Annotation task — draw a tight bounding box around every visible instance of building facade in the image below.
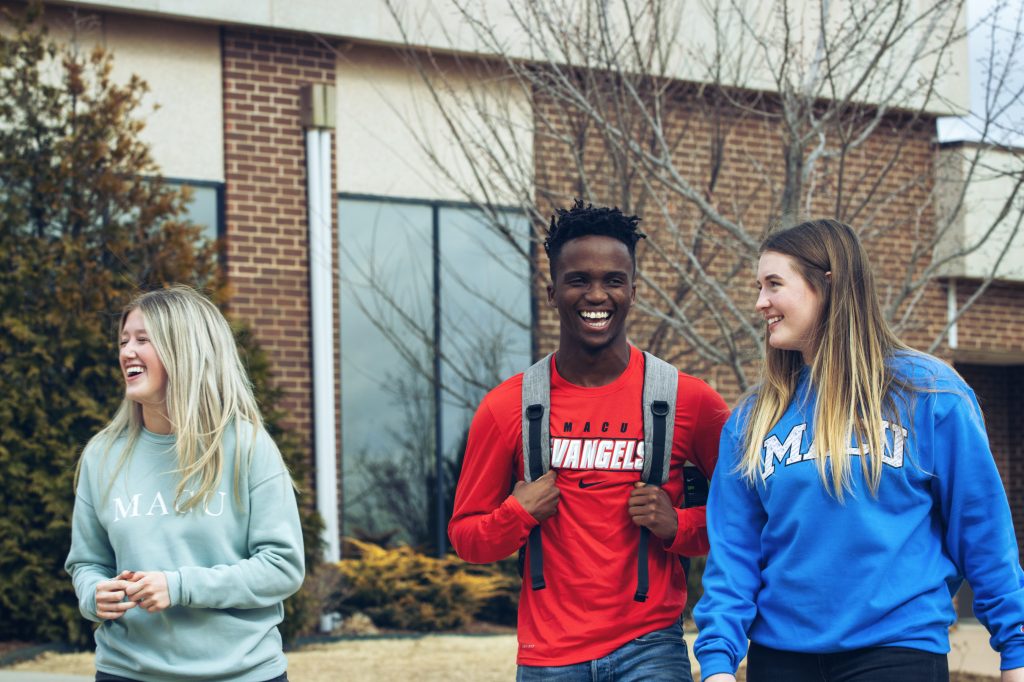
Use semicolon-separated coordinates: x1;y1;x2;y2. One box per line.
29;1;1024;574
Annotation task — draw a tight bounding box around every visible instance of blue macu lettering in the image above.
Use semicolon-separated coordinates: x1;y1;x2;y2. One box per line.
761;420;908;481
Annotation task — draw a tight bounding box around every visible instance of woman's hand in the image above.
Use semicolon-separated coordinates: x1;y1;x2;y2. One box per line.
123;571;171;613
95;570;137;620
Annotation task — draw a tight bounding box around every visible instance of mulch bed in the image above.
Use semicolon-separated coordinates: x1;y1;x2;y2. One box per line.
0;642;30;657
0;641;76;668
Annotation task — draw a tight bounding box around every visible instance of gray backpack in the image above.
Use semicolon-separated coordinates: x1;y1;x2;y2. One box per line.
520;351;679;602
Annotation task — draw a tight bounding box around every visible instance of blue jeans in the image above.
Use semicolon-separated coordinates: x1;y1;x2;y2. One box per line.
747;642;949;682
516;618;693;682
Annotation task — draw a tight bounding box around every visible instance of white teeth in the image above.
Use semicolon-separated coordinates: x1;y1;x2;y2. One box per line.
580;311;610;319
767;316;782;325
126;366;144;376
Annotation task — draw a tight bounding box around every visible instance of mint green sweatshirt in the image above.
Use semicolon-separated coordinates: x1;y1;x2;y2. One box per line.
66;423;305;682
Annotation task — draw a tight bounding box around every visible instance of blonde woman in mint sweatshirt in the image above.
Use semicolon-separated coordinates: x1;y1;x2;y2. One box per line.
66;286;305;682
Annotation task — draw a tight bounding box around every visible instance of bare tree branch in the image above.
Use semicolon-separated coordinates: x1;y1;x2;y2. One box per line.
348;0;1024;392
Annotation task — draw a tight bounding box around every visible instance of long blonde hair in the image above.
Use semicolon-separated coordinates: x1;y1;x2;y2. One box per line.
740;219;912;498
90;285;264;511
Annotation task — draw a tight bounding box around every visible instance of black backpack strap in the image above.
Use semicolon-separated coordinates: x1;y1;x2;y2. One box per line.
520;353;553;591
635;352;679;602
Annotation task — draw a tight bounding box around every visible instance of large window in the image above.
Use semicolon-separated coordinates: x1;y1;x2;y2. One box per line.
339;195;532;551
165;178;223;243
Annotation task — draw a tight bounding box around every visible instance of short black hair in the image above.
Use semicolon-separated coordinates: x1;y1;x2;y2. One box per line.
544;199;646;277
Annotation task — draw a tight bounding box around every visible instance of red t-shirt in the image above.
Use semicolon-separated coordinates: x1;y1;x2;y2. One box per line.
448;346;729;666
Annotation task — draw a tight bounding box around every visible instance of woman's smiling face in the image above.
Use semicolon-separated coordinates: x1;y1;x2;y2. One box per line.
756;250;824;364
120;308;168;417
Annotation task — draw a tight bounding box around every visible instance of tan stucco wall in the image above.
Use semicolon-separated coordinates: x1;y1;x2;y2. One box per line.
936;146;1024;281
39;7;224;181
56;0;970;117
336;45;533;202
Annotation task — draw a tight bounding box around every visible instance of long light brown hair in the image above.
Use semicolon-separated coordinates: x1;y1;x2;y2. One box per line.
740;219;913;498
89;285;264;511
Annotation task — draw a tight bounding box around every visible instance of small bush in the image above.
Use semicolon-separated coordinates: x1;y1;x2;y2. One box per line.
334;539;519;631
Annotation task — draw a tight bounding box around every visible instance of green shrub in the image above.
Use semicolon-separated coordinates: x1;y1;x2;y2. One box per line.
334;539;519;631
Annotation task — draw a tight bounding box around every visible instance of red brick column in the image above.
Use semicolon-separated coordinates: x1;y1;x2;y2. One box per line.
221;28;337;451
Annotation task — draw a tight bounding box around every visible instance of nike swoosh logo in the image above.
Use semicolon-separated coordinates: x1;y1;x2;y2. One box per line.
578;480;606;489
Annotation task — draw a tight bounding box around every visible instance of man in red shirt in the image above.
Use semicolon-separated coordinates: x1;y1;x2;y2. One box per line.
449;200;729;681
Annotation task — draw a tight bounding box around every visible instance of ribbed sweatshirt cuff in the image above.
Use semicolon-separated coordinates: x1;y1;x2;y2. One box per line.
1001;641;1024;671
696;651;737;678
505;494;540;528
164;570;183;607
83;587;100;623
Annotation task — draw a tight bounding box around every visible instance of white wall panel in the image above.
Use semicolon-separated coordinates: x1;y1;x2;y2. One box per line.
336;46;533;203
59;0;970;116
104;15;223;182
935;146;1024;282
40;8;224;182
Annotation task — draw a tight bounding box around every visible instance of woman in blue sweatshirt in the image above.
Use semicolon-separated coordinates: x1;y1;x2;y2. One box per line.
66;286;305;682
694;219;1024;682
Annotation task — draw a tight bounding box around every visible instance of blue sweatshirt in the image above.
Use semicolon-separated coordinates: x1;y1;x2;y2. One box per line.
694;352;1024;676
65;422;305;682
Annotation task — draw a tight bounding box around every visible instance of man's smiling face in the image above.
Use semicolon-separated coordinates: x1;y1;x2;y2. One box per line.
547;234;636;354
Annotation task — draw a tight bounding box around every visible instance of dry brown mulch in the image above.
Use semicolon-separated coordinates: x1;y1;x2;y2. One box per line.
0;641;31;657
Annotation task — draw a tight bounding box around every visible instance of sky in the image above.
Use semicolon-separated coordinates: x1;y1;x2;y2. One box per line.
937;0;1024;146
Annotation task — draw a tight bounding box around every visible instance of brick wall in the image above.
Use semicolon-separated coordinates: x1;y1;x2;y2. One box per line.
958;363;1024;563
953;281;1024;356
220;29;340;505
532;89;957;402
